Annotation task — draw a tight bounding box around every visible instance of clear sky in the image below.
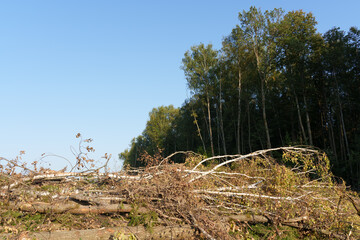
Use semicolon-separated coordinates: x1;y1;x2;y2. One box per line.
1;0;359;171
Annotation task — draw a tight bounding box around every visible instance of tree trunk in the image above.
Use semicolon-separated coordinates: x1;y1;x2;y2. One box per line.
207;93;215;156
328;107;338;161
2;225;195;240
192;111;207;154
219;77;227;155
237;68;242;154
334;74;352;179
254;48;271;149
323;92;338;162
216;105;221;155
261;77;271;149
294;90;307;144
338;121;346;162
335;78;350;158
247;103;252;152
303;95;313;145
241;118;245;153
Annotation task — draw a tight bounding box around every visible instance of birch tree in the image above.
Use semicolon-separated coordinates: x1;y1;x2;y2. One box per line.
182;43;218;156
238;7;283;149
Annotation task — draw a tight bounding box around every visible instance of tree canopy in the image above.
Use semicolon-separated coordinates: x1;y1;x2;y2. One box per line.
120;7;360;188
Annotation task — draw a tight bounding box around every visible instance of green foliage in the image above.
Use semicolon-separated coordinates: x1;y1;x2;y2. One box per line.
181;43;218;96
0;210;45;232
53;212;76;229
233;223;327;239
120;105;179;167
144;105;179;150
40;184;60;193
282;151;331;182
120;6;360;189
111;231;136;240
128;206;158;232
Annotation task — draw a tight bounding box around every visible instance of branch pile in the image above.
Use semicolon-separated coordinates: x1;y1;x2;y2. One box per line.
1;147;360;239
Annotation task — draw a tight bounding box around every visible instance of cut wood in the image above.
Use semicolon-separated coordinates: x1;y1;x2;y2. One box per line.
17;202;146;215
0;225;195;240
69;194;126;206
1;147;358;239
228;214;268;223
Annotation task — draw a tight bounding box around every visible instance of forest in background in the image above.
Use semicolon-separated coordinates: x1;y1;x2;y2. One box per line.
120;7;360;189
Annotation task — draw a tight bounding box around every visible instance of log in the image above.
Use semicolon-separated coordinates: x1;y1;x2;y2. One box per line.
69;194;126;206
17;202;147;215
228;214;269;223
0;225;195;240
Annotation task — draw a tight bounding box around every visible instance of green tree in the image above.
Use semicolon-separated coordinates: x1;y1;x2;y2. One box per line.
222;26;249;153
119;135;149;167
144;105;180;153
182;43;219;156
119;7;360;190
321;28;355;180
238;6;283;149
119;105;179;167
275;10;318;145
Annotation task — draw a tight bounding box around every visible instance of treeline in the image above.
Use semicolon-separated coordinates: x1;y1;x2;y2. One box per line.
120;7;360;187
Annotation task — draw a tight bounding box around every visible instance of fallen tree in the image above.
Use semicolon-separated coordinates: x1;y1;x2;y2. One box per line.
1;145;360;239
0;225;195;240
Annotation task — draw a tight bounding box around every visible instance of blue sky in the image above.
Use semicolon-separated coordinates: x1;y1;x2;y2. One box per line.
1;0;359;171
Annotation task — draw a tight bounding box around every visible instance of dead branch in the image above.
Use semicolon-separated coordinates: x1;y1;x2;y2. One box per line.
347;194;360;216
184;169;266;180
189;212;216;240
191;146;318;171
0;157;36;174
0;146;358;239
159;150;202;166
190;146;320;182
194;189;307;201
1;171;141;190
